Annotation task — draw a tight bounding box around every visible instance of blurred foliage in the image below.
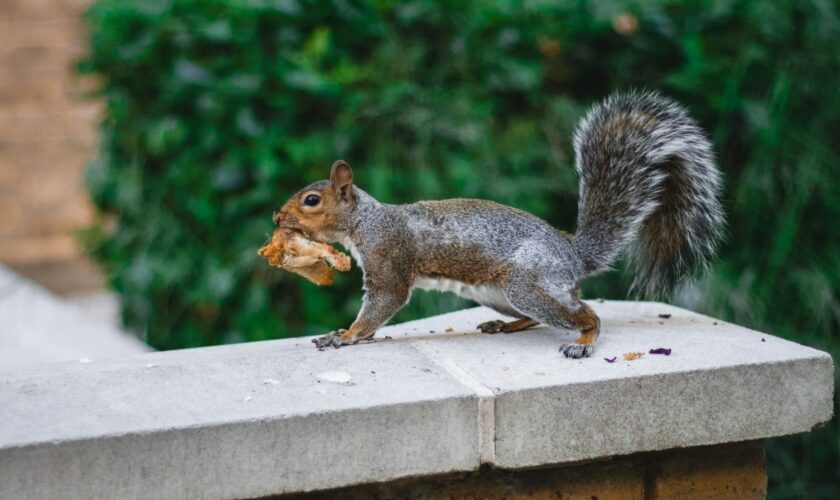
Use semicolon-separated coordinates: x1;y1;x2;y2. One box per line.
79;0;838;496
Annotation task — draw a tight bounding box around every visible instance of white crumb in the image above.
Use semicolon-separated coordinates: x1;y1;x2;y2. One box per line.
316;371;352;384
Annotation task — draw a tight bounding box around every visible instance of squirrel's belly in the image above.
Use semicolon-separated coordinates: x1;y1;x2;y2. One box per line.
413;277;511;310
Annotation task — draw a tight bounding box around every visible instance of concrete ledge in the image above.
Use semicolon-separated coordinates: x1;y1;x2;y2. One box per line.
1;339;479;498
0;301;833;499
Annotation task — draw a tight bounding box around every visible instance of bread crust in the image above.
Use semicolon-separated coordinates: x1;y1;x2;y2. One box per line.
258;228;351;286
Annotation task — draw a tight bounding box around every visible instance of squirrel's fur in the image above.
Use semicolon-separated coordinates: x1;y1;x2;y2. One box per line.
572;91;724;298
273;91;724;358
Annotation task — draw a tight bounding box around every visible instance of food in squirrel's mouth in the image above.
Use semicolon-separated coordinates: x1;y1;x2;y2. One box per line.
257;228;351;286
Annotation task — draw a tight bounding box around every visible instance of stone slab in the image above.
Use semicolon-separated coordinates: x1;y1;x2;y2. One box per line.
376;301;834;468
0;338;479;499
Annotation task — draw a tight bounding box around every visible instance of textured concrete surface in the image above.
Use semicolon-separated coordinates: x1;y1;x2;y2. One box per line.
0;301;833;499
0;266;148;368
387;302;834;468
0;337;480;499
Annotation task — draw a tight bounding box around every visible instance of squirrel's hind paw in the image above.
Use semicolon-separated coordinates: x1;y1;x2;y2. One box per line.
560;343;594;359
478;318;539;334
477;320;507;334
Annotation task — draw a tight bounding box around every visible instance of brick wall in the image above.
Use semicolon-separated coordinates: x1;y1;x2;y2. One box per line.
0;0;103;293
283;441;768;500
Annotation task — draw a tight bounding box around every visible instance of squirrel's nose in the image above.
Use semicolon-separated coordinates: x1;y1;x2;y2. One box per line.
273;212;299;229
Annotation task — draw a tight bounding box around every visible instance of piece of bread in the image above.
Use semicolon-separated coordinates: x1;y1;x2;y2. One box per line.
258;228;351;286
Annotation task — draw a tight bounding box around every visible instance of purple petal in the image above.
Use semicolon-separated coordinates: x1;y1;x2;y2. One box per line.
649;348;672;355
604;357;617;363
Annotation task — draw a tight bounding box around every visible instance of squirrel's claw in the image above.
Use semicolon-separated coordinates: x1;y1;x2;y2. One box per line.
560;343;594;359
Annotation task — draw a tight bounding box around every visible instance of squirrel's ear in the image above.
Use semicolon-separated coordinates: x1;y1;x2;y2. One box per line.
330;160;354;202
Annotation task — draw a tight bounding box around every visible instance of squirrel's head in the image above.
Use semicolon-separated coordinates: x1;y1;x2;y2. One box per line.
273;160;356;242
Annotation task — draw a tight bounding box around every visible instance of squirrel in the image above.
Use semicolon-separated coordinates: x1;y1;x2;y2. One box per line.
272;91;724;358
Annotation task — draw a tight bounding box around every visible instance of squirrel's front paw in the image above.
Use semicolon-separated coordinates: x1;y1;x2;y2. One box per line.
313;329;348;349
312;329;375;349
560;343;594;359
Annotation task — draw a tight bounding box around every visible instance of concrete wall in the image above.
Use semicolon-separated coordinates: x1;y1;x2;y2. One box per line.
0;303;832;499
0;0;102;294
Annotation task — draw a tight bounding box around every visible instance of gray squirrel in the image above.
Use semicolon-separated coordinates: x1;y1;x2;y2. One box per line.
272;91;725;358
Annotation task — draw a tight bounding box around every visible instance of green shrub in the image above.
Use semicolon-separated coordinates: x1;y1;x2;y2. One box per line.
80;0;838;496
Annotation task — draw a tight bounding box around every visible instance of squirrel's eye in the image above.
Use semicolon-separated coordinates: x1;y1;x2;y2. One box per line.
303;194;321;207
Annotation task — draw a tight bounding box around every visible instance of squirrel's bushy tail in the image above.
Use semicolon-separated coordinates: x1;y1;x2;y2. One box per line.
572;91;724;298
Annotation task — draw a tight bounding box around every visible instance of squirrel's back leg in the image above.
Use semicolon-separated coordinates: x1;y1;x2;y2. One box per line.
504;279;600;358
